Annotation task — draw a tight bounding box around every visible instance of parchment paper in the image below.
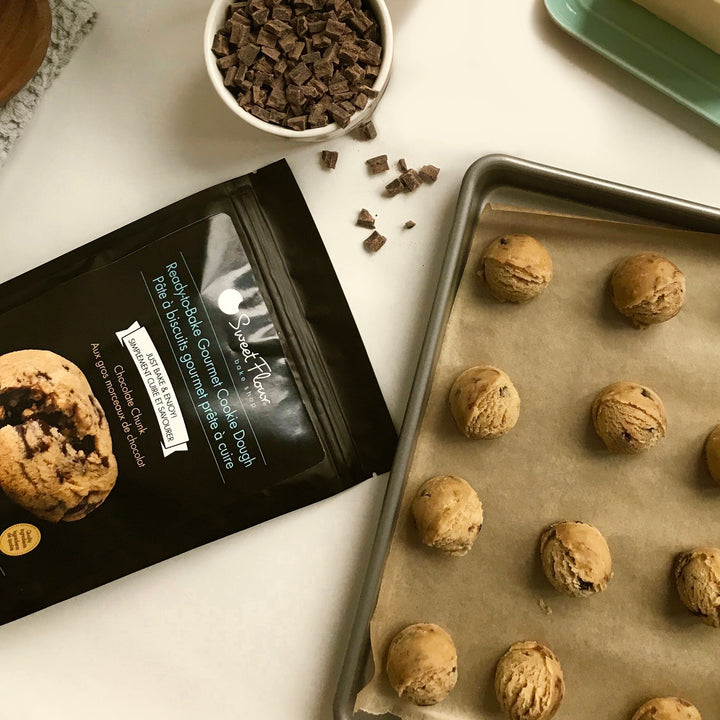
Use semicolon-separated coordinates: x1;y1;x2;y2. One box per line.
355;206;720;720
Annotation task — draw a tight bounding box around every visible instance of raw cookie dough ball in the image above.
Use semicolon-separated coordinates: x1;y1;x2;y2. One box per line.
631;697;702;720
412;476;483;556
479;234;553;303
611;252;685;326
449;366;520;439
0;350;118;522
591;382;666;454
495;641;564;720
674;548;720;628
540;521;612;597
704;425;720;484
386;623;458;706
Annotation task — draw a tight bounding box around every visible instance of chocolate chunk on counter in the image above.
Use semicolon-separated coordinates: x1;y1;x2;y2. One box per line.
366;154;389;174
321;149;338;169
384;178;405;197
356;120;377;140
363;231;386;253
418;164;440;183
212;0;384;131
397;158;407;172
356;208;375;228
404;220;416;229
400;169;423;192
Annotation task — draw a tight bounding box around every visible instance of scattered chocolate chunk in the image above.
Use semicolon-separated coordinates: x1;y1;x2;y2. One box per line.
418;164;440;183
403;220;415;229
321;149;338;169
397;158;407;172
356;120;376;140
356;208;375;228
363;230;386;253
366;154;389;174
400;169;422;192
212;0;384;131
385;178;405;197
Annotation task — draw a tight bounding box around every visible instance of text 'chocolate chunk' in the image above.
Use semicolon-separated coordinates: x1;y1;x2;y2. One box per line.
211;0;384;131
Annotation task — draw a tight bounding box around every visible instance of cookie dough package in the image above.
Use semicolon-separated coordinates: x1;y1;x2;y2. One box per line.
0;160;396;625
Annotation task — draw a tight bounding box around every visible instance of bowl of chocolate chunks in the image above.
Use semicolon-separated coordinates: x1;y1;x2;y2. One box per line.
205;0;393;140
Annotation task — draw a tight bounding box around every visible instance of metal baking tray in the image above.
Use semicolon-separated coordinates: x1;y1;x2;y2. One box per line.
333;153;720;720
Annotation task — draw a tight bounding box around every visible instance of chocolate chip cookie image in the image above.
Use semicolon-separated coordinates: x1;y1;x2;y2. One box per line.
0;350;117;522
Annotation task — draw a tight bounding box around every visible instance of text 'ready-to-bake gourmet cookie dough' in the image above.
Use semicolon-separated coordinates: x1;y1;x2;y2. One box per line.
385;623;458;706
0;350;118;522
631;696;703;720
704;424;720;484
494;641;564;720
449;365;520;439
479;234;553;303
540;521;612;597
412;475;483;556
674;548;720;628
591;382;666;453
610;252;685;327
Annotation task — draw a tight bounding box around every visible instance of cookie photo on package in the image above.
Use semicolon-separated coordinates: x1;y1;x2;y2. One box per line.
0;160;397;625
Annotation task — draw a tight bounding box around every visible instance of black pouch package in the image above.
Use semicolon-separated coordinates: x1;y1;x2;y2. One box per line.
0;160;397;625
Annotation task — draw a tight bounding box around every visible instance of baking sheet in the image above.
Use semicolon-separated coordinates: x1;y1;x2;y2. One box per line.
355;205;720;719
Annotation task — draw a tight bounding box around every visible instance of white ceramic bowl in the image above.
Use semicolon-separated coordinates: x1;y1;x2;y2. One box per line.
204;0;393;141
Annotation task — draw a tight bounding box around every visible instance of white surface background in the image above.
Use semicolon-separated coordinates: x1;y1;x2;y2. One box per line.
1;1;719;718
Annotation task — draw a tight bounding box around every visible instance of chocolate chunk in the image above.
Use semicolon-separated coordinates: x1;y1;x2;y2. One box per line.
358;84;378;97
237;43;260;65
344;64;365;85
274;57;288;75
286;84;306;106
251;7;269;25
308;107;329;127
356;120;376;140
307;19;326;33
230;21;251;45
353;92;368;109
640;388;652;398
278;32;299;53
296;15;310;36
266;19;292;36
254;70;273;87
400;169;422;192
288;41;305;60
348;10;373;33
267;86;288;109
359;39;381;65
385;178;405;197
287;61;312;85
249;105;272;121
252;85;267;104
404;220;415;229
301;50;322;63
363;230;386;253
325;18;347;39
314;58;334;79
329;102;352;127
255;56;275;74
418;164;440;183
213;32;231;56
321;149;338;169
578;578;595;592
366;154;389;174
224;65;239;87
217;53;239;69
261;45;282;61
273;5;293;21
328;77;350;95
238;90;253;107
397;158;407;172
339;99;355;113
356;208;375;228
338;41;361;64
287;115;308;130
257;27;278;47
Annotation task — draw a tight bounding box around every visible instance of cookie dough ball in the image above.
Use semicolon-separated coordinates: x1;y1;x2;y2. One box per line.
611;252;685;326
704;425;720;484
674;548;720;628
540;521;612;597
449;366;520;439
412;476;483;556
386;623;458;706
495;641;564;720
591;382;666;454
631;697;702;720
480;234;553;303
0;350;118;522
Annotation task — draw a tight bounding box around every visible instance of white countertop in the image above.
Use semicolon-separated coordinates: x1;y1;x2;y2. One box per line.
1;1;719;718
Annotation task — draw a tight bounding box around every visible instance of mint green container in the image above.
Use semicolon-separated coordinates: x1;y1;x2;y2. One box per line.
545;0;720;127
